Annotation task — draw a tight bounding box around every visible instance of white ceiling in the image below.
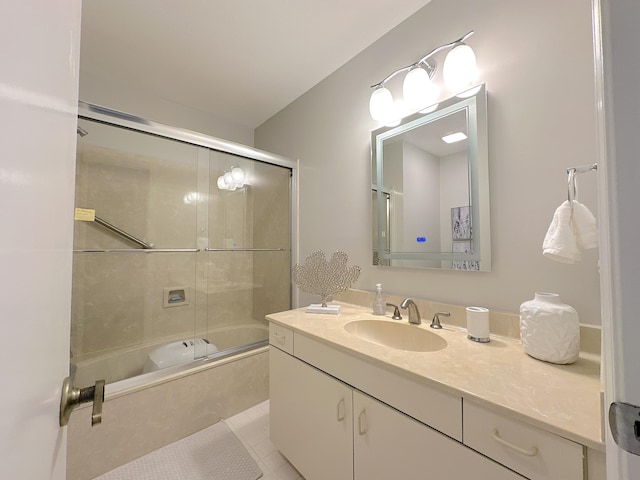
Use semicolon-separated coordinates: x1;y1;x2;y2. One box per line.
80;0;433;130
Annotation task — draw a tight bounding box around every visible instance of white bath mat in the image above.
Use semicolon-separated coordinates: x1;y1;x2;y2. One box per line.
95;421;262;480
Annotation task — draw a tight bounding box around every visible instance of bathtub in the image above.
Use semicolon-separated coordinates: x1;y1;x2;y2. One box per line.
72;323;269;388
66;323;270;480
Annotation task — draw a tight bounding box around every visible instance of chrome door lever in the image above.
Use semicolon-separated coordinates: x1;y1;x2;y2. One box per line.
59;377;105;427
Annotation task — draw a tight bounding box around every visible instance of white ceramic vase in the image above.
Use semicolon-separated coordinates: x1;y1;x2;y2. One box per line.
519;292;580;364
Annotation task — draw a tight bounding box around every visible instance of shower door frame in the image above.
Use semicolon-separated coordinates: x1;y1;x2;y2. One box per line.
75;101;299;369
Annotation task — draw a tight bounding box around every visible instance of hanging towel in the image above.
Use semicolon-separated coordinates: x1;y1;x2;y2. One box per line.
542;200;581;263
572;200;598;249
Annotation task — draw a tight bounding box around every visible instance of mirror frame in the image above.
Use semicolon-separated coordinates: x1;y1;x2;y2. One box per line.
371;83;490;270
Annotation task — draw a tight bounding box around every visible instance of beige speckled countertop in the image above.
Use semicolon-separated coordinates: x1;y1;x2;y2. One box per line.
267;302;603;451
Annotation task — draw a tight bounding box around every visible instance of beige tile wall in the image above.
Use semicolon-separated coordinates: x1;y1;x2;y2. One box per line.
72;141;200;363
251;160;292;323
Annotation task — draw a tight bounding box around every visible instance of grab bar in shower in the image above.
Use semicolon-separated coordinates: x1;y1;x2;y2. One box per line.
73;248;199;254
93;215;154;249
204;248;287;252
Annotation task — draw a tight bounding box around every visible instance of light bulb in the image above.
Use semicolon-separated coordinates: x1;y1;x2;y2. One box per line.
382;100;408;127
231;166;245;184
403;66;438;112
369;86;393;121
217;176;227;190
223;171;233;185
443;43;478;94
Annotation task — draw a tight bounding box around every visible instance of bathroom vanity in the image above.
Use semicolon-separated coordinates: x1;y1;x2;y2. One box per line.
267;303;603;480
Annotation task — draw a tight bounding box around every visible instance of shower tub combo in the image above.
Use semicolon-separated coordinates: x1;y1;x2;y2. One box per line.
67;103;296;480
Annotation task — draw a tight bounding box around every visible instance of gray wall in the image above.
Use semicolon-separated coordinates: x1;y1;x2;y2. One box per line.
255;0;602;324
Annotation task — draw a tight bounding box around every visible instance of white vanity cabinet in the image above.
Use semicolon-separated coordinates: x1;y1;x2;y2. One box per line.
352;391;523;480
270;328;524;480
270;346;353;480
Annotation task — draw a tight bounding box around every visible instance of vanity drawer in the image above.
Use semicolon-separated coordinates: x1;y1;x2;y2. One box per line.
269;323;294;354
463;401;584;480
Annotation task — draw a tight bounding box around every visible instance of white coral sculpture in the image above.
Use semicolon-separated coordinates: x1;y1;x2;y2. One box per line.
293;250;361;307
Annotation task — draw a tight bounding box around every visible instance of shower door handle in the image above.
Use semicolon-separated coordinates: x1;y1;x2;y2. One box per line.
59;377;105;427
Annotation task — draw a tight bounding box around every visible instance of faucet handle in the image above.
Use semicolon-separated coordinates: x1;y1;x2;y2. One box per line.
431;311;450;329
386;303;402;320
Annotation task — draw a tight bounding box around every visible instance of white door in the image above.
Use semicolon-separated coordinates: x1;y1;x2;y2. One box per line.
0;1;82;479
596;0;640;478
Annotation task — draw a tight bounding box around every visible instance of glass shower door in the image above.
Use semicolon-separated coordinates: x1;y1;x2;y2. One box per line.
204;150;291;353
71;110;294;386
71;118;200;387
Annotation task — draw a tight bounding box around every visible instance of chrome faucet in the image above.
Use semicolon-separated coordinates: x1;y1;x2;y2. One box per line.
400;298;421;325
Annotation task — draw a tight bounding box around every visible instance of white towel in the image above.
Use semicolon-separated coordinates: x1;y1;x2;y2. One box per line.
542;200;581;263
572;200;598;249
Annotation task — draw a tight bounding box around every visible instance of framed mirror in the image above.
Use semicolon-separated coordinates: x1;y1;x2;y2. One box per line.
371;84;490;271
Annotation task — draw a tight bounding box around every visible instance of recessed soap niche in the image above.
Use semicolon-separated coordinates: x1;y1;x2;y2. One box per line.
163;286;191;308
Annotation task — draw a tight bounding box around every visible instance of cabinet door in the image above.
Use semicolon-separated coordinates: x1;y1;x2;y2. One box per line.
270;347;353;480
353;391;525;480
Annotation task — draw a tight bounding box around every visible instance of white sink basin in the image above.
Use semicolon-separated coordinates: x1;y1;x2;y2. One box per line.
344;320;447;352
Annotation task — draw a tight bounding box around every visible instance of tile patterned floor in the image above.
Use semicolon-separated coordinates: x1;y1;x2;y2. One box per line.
226;400;305;480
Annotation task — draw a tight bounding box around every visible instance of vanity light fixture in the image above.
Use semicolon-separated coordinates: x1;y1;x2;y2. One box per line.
441;131;468;144
217;166;246;191
369;31;477;125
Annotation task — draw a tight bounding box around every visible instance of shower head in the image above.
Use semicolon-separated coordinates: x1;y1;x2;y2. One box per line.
77;126;88;137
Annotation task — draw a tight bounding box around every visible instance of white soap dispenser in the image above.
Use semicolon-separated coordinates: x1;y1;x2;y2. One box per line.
372;283;385;315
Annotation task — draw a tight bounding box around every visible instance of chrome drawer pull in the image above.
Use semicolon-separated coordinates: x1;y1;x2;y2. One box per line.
492;429;539;457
